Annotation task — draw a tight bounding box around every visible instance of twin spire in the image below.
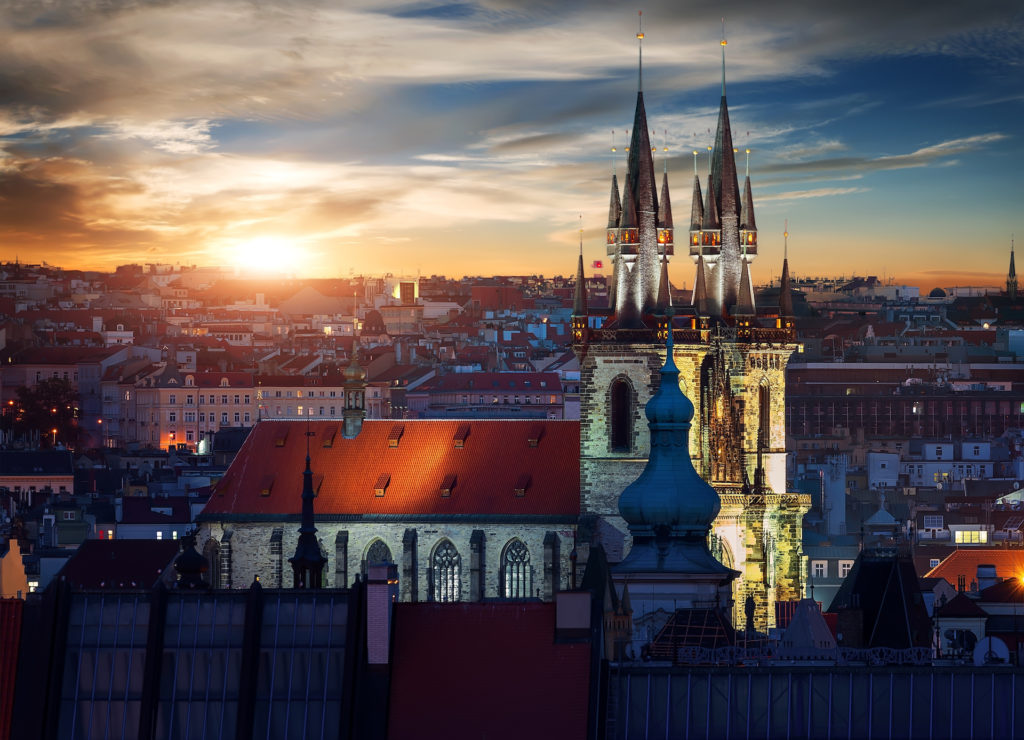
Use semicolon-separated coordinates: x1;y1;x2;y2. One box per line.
579;23;795;328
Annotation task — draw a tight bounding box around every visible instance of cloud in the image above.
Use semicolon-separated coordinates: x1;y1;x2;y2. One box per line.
758;133;1008;176
757;186;869;202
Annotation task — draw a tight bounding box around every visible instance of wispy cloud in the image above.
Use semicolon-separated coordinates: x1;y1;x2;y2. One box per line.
758;186;869;202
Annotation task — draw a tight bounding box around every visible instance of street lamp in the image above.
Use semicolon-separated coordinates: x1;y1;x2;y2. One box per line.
51;427;58;446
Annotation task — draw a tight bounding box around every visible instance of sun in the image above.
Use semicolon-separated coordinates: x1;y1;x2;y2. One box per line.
229;236;305;275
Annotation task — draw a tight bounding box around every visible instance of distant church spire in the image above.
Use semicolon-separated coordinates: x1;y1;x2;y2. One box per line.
290;425;327;588
1008;235;1018;300
779;221;794;317
574;220;588;316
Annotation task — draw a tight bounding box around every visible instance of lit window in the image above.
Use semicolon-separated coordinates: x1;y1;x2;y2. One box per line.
157;531;163;540
431;540;461;602
839;561;853;578
954;530;988;544
502;540;531;599
172;531;178;540
28;580;39;593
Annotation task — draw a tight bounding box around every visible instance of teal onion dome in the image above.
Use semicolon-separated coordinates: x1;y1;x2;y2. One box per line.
617;323;720;539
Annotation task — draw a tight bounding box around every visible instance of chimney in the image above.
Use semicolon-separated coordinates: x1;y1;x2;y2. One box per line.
977;563;998;592
367;563;399;664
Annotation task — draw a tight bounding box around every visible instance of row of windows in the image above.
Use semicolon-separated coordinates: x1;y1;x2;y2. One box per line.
167;394;251;406
168;412;250;423
364;537;533;601
454;395;557;405
257;390;340;399
810;560;854;580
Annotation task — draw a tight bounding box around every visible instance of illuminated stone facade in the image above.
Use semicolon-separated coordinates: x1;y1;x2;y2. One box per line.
573;47;809;631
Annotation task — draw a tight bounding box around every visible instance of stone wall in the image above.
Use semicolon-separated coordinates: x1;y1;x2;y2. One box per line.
198;520;575;602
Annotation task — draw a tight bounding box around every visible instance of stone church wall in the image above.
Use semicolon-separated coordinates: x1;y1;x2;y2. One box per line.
198;521;574;602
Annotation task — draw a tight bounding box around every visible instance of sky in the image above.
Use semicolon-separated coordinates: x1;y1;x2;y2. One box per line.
0;0;1021;290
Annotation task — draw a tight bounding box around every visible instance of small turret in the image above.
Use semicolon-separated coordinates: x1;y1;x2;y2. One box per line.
343;337;367;439
734;254;755;317
689;173;704;245
692;251;709;316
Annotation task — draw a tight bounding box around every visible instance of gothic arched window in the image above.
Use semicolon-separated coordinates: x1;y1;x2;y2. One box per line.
610;378;633;452
431;540;461;602
363;539;393;576
501;540;531;599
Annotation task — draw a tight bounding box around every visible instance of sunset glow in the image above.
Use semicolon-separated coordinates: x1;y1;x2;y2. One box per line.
0;2;1020;288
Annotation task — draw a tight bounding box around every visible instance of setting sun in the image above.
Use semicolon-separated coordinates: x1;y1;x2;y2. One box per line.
229;236;303;275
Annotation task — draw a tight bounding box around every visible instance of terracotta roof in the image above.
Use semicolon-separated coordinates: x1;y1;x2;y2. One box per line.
202;419;580;518
56;539;179;589
387;603;590;740
925;549;1024;587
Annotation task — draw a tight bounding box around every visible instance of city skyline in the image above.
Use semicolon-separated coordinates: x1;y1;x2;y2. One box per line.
0;1;1021;289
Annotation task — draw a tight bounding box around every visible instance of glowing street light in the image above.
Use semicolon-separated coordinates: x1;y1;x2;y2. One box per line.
51;427;58;445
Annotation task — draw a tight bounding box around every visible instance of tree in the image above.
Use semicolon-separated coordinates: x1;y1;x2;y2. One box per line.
13;378;80;448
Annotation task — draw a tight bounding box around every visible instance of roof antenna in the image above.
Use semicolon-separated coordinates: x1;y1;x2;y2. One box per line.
720;17;727;96
637;11;644;92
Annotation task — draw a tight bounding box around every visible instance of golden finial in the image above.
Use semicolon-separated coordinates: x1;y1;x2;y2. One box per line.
745;148;751;178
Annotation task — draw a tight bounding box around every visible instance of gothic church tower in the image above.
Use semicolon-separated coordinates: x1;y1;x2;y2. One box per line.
575;33;809;631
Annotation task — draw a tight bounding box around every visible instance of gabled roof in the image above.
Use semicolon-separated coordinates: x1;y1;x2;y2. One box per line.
978;576;1024;604
387;603;590;740
55;539;179;589
202;419;580;518
0;450;74;478
935;591;988;618
925;549;1024;587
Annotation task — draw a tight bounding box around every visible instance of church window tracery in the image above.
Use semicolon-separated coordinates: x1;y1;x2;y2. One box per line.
501;539;531;599
363;539;392;576
431;540;461;602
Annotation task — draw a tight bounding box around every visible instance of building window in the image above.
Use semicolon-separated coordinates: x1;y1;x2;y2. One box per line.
156;531;163;540
234;394;240;405
954;530;988;544
839;560;853;578
502;539;531;599
431;539;461;602
929;558;941;569
244;413;251;423
61;511;75;521
220;413;228;424
363;539;393;576
169;394;176;405
169;412;176;423
923;515;943;529
812;561;827;579
233;413;240;423
186;395;194;405
610;378;633;452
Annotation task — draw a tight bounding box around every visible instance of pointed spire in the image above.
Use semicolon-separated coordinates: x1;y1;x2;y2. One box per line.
780;221;793;317
689;171;704;231
607;173;622;228
290;425;327;588
692;251;709;315
619;173;638;229
1008;235;1018;300
702;170;720;230
720;19;727;96
659;171;673;229
740;173;757;230
734;253;754;315
657;255;671;311
574;224;588;316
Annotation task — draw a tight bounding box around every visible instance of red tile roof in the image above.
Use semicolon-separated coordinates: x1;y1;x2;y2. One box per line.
925;549;1024;588
202;419;579;517
0;599;22;740
387;603;590;740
